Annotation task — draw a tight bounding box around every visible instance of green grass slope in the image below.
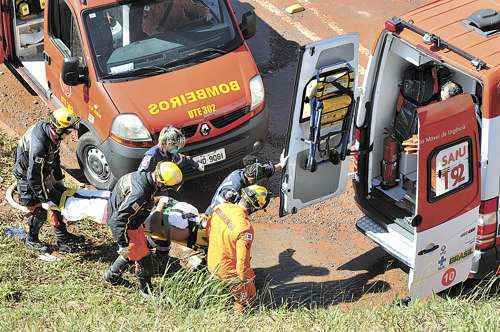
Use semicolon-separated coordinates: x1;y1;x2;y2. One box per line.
0;131;498;331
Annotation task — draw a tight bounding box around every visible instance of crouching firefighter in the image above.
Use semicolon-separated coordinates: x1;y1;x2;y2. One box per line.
207;185;269;312
104;162;183;296
13;107;83;253
205;152;287;215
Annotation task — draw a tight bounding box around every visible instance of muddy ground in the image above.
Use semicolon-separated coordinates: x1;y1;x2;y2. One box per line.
0;0;435;309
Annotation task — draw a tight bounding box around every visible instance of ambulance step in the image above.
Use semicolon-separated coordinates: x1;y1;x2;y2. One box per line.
356;216;414;268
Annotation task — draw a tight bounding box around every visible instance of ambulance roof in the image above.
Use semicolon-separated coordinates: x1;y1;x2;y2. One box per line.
400;0;499;76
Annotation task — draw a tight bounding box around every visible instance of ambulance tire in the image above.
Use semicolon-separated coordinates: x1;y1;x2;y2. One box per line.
77;132;118;190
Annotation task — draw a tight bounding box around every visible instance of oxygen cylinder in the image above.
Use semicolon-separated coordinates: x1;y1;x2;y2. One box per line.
381;130;399;189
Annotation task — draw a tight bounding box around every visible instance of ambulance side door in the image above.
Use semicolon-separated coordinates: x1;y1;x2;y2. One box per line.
280;34;359;216
410;93;480;298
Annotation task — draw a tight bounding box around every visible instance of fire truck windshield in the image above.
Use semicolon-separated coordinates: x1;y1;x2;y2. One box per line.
83;0;242;79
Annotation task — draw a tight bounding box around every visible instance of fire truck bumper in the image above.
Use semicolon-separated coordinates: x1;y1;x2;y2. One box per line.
102;108;269;180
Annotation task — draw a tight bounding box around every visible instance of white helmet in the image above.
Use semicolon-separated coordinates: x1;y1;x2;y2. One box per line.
164;201;199;229
158;126;186;154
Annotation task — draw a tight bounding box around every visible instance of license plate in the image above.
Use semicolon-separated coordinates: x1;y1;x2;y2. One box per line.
193;148;226;166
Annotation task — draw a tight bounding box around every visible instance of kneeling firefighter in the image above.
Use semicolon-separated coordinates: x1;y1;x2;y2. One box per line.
104;162;183;295
13;107;83;253
205;152;287;215
207;185;269;312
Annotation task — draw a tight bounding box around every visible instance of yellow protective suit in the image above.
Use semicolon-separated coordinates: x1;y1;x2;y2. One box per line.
207;203;256;307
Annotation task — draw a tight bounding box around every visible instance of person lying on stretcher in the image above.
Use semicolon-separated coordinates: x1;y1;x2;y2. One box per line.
39;185;207;268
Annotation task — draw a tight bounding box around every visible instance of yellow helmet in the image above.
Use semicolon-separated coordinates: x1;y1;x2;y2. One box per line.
49;107;80;130
241;185;269;211
155;161;183;187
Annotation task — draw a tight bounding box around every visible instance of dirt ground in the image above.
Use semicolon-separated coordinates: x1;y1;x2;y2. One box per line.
0;0;434;309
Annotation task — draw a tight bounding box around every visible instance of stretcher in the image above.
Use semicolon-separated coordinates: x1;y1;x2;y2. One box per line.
6;181;208;268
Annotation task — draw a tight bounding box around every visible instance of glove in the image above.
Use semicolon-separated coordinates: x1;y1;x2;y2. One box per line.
197;162;205;172
158;196;172;205
198;214;209;229
117;245;130;259
42;201;57;210
277;149;289;169
223;189;239;203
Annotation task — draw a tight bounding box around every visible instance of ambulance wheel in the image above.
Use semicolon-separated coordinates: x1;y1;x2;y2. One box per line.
77;132;118;190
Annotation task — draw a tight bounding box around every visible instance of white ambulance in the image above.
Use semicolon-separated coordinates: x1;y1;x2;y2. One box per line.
280;0;499;299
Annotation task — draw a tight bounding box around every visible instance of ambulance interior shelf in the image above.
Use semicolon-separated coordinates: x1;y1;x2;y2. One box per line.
365;35;481;230
14;0;45;58
301;65;355;172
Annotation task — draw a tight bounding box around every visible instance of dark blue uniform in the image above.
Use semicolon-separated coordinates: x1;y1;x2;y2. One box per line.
139;145;199;172
206;162;274;215
138;146;200;173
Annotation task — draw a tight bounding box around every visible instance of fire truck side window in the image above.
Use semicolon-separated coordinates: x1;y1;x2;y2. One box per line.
48;0;84;63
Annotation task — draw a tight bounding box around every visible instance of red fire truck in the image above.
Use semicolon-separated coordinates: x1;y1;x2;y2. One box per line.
0;0;267;189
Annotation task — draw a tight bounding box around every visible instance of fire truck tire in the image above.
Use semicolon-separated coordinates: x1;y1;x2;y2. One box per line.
77;132;118;190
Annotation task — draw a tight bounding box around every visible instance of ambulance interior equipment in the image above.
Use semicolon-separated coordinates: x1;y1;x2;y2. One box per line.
365;34;480;234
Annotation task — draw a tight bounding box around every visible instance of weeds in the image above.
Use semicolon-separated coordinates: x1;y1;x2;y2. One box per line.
0;129;499;331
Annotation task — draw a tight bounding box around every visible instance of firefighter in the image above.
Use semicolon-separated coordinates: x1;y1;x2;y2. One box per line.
103;161;183;296
138;126;204;173
13;107;82;253
142;0;213;36
206;184;269;312
206;152;287;215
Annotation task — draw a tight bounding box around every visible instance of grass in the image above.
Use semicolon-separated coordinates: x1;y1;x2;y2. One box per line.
0;130;499;331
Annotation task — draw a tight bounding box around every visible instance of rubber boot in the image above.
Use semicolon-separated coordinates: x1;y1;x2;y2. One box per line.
54;222;85;253
137;255;154;298
103;255;132;286
25;211;49;253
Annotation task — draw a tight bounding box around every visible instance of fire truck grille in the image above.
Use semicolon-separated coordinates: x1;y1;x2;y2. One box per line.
180;124;199;138
210;106;250;129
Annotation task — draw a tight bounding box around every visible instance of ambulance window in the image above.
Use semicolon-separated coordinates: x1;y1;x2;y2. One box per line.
300;67;354;126
428;137;473;202
48;0;84;63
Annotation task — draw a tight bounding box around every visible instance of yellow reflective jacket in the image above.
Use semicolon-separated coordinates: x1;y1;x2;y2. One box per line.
207;203;255;281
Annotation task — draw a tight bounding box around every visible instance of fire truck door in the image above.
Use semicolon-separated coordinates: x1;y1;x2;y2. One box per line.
280;34;359;217
44;0;86;110
409;93;480;299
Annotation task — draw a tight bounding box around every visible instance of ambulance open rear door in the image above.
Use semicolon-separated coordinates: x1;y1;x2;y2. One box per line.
280;34;359;217
409;93;480;298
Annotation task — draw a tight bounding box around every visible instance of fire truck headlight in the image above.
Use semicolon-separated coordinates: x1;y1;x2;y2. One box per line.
250;75;265;111
111;114;152;142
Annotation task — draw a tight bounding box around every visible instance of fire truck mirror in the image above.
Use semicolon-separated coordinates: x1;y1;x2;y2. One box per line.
62;57;87;86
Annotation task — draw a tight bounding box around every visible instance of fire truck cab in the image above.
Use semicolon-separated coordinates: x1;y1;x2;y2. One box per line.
0;0;267;189
280;0;499;299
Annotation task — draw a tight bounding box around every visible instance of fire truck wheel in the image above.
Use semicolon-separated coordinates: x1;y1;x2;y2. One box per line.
77;132;118;190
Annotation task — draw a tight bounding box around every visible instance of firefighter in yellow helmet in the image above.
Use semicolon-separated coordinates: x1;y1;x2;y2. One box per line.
206;184;269;312
104;161;182;296
13;107;81;253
